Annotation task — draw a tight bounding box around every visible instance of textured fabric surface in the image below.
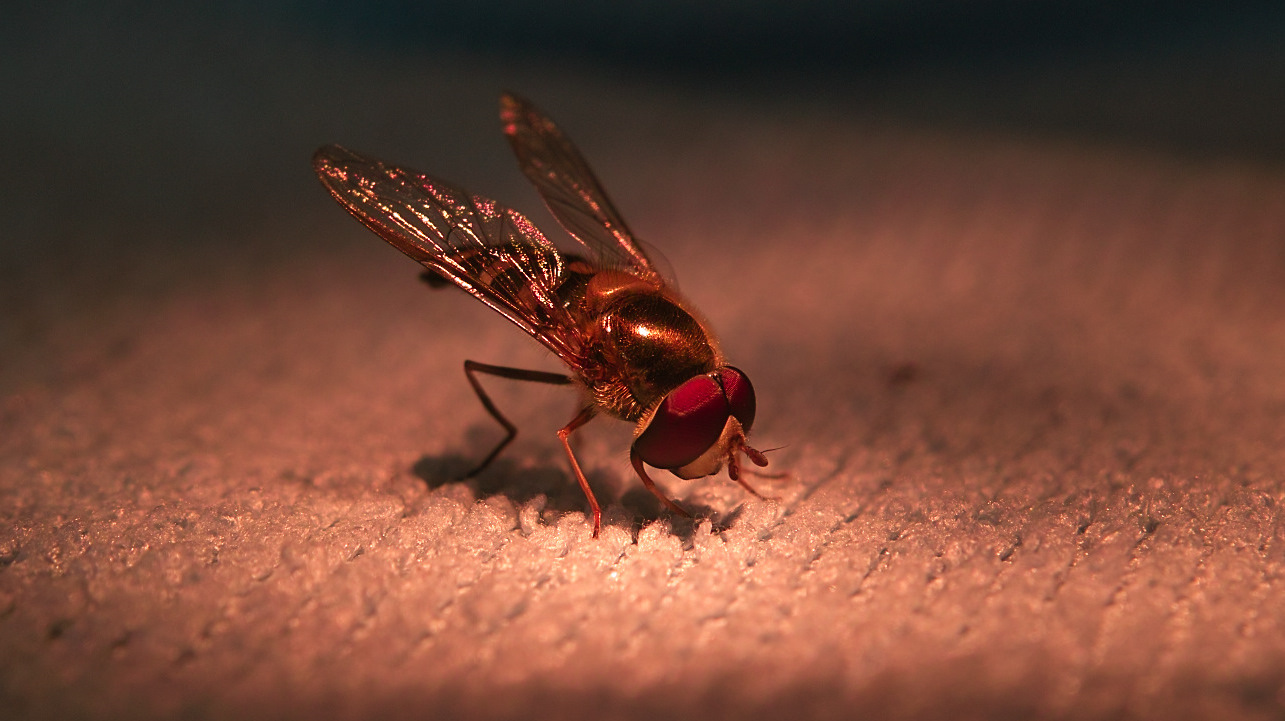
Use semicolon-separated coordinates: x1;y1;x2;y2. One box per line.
5;18;1285;721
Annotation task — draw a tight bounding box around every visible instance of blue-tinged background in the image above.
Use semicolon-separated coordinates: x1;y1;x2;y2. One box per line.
3;0;1283;260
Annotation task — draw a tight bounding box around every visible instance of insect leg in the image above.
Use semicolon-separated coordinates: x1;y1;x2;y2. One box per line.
556;406;602;537
732;474;769;498
463;360;574;477
729;444;783;500
629;446;692;519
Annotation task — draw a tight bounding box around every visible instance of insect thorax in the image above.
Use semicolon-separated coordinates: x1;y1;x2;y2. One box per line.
586;291;719;421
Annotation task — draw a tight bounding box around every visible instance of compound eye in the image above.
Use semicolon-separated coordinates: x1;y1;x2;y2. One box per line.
718;366;756;432
634;375;731;470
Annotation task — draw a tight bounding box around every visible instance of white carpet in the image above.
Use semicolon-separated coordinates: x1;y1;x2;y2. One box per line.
4;15;1285;721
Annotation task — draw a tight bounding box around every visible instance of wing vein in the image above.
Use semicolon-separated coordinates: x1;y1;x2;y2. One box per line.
313;144;585;365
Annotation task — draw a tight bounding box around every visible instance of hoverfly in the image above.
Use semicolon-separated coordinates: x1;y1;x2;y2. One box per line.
313;93;769;537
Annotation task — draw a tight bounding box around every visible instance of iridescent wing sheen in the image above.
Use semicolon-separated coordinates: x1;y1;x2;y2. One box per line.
500;93;662;282
313;144;585;364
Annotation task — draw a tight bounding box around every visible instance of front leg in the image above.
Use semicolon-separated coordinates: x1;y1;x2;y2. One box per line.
629;446;693;519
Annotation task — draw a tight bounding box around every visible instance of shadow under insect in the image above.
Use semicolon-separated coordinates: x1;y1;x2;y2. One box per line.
410;446;724;538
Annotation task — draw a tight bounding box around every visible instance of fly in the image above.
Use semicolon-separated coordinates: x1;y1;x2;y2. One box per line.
313;93;770;537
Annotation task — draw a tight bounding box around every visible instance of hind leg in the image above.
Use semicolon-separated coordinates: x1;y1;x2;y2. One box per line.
461;360;574;477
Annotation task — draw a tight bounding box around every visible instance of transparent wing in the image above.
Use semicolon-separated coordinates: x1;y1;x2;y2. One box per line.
500;93;661;282
313;144;585;364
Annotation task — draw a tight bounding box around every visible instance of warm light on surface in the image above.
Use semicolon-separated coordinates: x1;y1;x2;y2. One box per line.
4;5;1285;721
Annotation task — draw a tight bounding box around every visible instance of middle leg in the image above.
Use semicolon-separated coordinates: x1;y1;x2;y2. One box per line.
557;406;602;537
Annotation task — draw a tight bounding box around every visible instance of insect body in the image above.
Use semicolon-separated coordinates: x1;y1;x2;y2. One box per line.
314;93;769;537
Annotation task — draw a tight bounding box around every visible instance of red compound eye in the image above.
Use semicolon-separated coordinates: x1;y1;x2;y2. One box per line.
634;367;759;471
634;374;730;470
717;366;756;432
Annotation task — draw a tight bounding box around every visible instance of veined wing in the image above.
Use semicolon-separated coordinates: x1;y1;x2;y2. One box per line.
313;144;584;363
500;93;661;282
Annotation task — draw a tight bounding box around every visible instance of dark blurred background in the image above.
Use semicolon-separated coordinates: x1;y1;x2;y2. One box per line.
295;0;1285;160
2;0;1284;303
6;1;1284;214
